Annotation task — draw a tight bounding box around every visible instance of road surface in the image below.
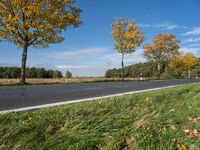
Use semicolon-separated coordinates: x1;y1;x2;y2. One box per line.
0;79;200;111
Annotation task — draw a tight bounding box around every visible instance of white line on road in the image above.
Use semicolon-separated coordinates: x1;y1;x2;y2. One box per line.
0;83;199;114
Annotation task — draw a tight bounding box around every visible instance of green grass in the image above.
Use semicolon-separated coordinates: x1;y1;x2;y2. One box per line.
1;84;200;150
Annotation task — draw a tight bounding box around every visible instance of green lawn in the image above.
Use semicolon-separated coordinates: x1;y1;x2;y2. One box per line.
0;84;200;150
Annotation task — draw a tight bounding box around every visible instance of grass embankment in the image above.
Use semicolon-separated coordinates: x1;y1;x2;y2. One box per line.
1;84;200;150
0;77;149;86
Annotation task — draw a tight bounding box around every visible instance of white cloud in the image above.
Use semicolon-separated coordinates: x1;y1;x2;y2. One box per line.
180;47;200;56
54;48;147;76
48;48;108;60
183;27;200;35
156;23;179;30
139;24;151;28
140;22;187;30
182;37;200;43
55;65;111;70
186;43;200;47
55;65;114;77
55;65;88;69
102;48;146;67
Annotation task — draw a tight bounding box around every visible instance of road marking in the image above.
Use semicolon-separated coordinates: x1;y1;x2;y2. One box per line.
0;82;199;114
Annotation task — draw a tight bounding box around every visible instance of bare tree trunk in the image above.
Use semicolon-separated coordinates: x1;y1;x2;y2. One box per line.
20;42;28;85
121;53;125;81
175;70;178;78
165;64;168;74
188;68;191;79
157;62;161;80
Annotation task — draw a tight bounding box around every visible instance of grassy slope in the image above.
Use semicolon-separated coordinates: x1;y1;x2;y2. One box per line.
0;84;200;150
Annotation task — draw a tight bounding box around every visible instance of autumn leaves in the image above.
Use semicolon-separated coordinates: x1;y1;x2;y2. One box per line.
112;18;198;80
112;18;145;80
169;53;198;78
0;0;82;84
143;34;180;80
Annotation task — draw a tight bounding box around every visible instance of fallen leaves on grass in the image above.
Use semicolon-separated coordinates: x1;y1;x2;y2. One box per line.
170;108;175;112
118;136;135;150
188;116;200;123
144;97;153;104
158;124;177;133
173;139;187;150
184;129;199;137
22;116;32;125
96;144;103;150
132;104;143;110
136;119;150;130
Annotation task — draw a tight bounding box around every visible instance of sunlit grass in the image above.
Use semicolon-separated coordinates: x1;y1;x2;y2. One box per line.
0;84;200;149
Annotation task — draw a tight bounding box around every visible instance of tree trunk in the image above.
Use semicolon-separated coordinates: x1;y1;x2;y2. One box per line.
157;62;161;80
175;70;178;78
165;65;168;74
121;53;125;81
188;68;191;79
20;42;28;85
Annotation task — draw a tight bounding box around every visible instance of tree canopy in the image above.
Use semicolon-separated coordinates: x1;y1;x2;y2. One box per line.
143;34;180;79
0;0;81;48
0;67;63;78
0;0;81;84
143;34;180;62
111;18;145;80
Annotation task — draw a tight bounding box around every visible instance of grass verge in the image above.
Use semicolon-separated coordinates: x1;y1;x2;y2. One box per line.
0;84;200;149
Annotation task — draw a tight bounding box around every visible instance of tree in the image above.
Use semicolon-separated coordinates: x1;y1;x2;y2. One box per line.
104;61;158;78
0;0;81;84
66;71;72;78
143;34;180;80
53;70;63;78
169;54;185;78
46;69;55;78
111;18;145;80
183;53;198;79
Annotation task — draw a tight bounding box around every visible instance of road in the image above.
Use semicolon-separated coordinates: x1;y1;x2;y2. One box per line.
0;79;200;111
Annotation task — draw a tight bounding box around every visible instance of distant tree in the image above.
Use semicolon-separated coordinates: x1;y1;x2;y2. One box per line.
0;0;81;84
143;34;180;80
111;18;145;80
105;70;112;78
105;61;158;78
169;54;185;78
26;67;36;78
35;68;45;78
53;70;63;78
10;67;20;78
0;67;65;79
66;71;72;78
183;53;198;79
46;69;55;78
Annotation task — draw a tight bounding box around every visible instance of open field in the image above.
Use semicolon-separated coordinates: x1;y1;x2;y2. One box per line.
0;83;200;149
0;77;151;86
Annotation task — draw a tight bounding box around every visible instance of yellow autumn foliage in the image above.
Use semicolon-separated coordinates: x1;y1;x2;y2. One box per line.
143;34;180;62
112;18;145;54
182;53;198;69
0;0;82;48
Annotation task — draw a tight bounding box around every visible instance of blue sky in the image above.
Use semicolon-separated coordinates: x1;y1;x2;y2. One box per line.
1;0;200;76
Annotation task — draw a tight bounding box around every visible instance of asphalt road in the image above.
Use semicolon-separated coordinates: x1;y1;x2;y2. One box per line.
0;79;200;111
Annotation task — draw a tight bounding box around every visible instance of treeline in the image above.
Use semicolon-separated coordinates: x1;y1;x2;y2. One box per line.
105;61;157;78
0;67;63;79
105;60;200;79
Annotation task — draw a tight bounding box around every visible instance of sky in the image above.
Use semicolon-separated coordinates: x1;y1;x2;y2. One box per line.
1;0;200;76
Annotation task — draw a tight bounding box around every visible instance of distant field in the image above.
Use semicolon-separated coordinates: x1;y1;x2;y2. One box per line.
0;84;200;149
0;77;150;85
